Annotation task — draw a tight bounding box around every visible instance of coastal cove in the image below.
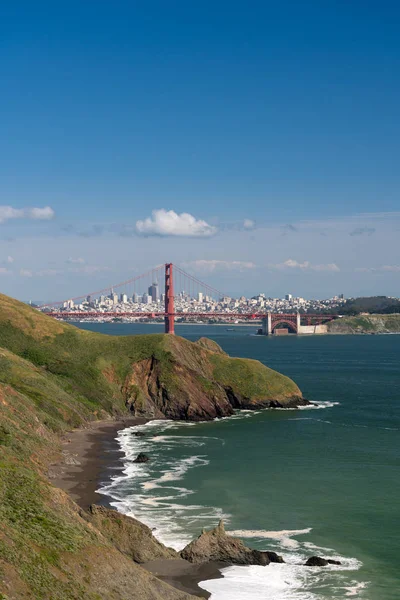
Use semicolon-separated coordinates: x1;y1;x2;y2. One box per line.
75;323;400;600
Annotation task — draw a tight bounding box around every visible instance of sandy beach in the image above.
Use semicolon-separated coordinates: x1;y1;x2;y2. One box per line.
50;417;222;598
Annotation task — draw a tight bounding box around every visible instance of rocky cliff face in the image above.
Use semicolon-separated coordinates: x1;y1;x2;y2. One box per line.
123;336;306;420
87;505;178;563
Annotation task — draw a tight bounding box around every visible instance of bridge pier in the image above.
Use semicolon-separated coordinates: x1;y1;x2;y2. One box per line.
262;312;301;335
262;313;272;335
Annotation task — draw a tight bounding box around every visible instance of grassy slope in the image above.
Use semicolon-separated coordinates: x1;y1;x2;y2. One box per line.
0;294;301;417
0;294;301;598
0;358;194;599
328;314;400;334
163;336;300;401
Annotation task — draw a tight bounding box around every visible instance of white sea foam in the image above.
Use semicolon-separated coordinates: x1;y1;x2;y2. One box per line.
98;419;229;550
343;581;370;596
200;551;366;600
274;401;340;411
227;528;313;549
299;401;340;410
99;412;369;598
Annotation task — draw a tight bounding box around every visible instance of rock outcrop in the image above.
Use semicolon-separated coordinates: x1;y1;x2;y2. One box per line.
134;452;150;463
87;504;177;564
123;334;307;421
305;556;342;567
180;520;284;566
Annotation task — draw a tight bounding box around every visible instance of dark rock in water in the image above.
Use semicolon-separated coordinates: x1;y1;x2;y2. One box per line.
305;556;342;567
134;432;146;437
180;520;283;566
266;551;284;563
134;452;150;463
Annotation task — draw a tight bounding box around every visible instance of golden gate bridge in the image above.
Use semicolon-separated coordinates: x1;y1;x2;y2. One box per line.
39;262;337;334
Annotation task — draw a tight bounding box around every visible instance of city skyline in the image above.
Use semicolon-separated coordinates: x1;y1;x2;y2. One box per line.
1;3;399;300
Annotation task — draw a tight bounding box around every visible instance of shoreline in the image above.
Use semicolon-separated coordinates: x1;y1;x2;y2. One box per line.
50;417;222;599
49;417;148;510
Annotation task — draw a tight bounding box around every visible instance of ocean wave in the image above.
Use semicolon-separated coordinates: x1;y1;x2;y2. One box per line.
98;420;229;550
227;528;312;549
299;401;340;410
274;401;340;411
99;415;368;598
200;549;366;600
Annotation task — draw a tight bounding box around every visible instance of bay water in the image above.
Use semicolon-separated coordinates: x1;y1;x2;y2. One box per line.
76;323;400;599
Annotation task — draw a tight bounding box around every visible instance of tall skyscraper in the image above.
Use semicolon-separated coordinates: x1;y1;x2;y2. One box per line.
148;282;160;303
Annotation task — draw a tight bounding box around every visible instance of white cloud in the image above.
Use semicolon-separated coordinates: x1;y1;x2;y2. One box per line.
243;219;255;230
36;269;61;276
6;256;14;263
20;269;33;277
68;265;111;275
0;267;11;275
183;260;257;273
27;206;55;220
67;257;85;264
136;209;217;237
356;265;400;273
271;259;340;272
0;207;24;223
0;205;55;224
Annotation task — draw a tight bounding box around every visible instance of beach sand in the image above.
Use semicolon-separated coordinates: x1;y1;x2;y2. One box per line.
50;417;222;598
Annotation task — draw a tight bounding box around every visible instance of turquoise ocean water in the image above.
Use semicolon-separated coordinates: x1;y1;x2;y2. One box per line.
76;323;400;600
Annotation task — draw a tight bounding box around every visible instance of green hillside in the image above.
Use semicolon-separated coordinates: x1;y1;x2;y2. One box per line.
328;313;400;334
0;293;303;599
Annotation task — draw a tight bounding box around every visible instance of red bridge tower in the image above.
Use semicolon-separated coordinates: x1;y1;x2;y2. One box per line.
164;263;175;334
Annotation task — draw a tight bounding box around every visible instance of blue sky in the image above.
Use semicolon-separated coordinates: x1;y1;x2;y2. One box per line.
0;1;399;300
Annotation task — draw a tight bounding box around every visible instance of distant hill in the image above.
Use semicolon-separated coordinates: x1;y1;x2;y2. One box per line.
329;296;400;316
328;313;400;334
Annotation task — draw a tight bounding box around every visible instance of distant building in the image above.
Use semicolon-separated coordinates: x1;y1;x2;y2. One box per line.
142;293;151;304
285;294;292;301
148;282;159;303
120;293;128;303
132;292;140;303
112;293;118;305
197;292;203;303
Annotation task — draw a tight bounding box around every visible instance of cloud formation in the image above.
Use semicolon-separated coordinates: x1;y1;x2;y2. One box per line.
67;265;111;275
356;265;400;273
271;259;340;272
349;227;375;236
136;209;217;237
0;205;55;224
28;207;55;220
243;219;255;230
183;260;256;273
67;257;85;264
19;269;33;277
